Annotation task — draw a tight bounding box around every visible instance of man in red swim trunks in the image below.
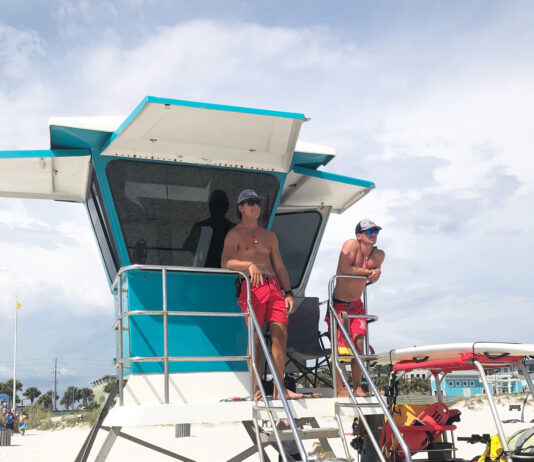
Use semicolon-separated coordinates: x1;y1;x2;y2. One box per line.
222;189;303;400
329;219;385;397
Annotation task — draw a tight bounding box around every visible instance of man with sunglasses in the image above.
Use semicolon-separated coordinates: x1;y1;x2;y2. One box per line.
222;189;303;400
329;219;385;397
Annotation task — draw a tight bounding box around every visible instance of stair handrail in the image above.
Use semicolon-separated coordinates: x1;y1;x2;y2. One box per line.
328;273;412;462
243;275;307;462
111;264;306;462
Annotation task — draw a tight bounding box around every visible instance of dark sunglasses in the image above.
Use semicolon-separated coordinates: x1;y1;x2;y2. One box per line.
364;228;380;235
244;199;261;206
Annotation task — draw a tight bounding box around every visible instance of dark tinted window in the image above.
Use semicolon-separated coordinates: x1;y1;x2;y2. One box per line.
86;174;120;281
272;211;322;288
106;160;279;267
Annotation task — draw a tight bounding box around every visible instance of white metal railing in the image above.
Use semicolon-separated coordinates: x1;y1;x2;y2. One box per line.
110;264;306;462
328;273;412;462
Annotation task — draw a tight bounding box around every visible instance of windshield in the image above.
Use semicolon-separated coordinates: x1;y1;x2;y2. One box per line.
106;159;279;267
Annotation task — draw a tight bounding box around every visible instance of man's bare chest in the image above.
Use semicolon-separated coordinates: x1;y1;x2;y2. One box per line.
237;240;271;258
353;248;377;269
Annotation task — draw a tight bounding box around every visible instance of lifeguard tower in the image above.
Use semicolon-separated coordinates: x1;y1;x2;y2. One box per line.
0;97;409;461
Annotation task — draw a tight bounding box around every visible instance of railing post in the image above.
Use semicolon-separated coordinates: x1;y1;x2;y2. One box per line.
162;267;169;404
363;285;370;357
329;277;338;398
245;278;255;398
518;361;534;397
473;360;510;461
117;272;124;406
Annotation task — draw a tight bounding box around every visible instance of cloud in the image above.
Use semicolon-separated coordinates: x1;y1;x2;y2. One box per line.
1;8;534;393
0;199;113;320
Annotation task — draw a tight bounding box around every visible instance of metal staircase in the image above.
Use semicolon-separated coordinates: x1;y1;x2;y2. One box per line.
327;274;412;462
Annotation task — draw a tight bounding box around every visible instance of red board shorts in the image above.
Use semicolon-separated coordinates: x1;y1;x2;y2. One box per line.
238;275;288;326
325;298;366;355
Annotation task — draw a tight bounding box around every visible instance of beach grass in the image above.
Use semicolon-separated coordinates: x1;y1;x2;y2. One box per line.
27;404;102;430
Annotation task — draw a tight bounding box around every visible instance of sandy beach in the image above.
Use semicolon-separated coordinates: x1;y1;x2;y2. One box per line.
1;397;532;461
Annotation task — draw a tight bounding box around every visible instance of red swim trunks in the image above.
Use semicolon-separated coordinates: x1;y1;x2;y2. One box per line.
325;299;367;354
237;276;288;326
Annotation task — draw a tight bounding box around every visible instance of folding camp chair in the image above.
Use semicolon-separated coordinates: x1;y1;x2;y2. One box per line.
285;297;332;388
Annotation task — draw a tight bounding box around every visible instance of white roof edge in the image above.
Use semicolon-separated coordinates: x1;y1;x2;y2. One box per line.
48;116;125;132
294;140;336;156
46;117;333;158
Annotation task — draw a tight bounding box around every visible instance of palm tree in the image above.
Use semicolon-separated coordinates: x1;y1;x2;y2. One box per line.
0;379;23;404
61;386;79;410
23;387;41;404
37;390;57;409
78;388;94;406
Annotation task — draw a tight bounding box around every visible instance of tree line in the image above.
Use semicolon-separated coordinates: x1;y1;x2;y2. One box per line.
301;364;432;394
0;380;96;410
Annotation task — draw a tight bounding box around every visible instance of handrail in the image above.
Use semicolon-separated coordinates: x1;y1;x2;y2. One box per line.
111;264;306;462
328;274;412;462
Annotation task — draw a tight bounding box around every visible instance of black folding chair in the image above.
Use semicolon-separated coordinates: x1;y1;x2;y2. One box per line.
285;297;332;388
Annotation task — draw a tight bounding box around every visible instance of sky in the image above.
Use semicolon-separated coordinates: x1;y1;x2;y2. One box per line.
0;0;533;403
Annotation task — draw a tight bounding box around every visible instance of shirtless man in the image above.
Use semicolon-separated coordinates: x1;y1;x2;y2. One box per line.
329;219;385;397
221;189;303;400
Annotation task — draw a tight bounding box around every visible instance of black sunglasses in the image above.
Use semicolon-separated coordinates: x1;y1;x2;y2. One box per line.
243;199;261;206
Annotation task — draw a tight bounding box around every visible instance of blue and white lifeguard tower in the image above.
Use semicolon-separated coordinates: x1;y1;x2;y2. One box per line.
0;97;399;461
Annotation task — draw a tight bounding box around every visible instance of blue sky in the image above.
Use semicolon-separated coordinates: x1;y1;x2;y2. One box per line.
1;1;533;402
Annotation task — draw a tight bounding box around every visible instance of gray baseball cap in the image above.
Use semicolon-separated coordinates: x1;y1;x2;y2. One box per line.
355;219;382;234
237;189;262;205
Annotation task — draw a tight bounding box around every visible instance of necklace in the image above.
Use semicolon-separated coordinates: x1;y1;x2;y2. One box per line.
242;223;259;244
364;246;375;268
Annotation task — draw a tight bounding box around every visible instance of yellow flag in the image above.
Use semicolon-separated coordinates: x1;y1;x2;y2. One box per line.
16;301;21;310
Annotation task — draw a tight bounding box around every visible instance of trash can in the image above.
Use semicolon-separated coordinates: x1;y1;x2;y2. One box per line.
175;423;191;438
0;428;11;446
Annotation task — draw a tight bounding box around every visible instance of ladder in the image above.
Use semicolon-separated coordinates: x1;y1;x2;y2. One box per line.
327;274;412;462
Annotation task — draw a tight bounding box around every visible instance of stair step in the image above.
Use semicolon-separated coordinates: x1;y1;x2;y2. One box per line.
338;354;378;361
335;400;382;409
252;405;286;412
318;459;351;462
259;426;339;443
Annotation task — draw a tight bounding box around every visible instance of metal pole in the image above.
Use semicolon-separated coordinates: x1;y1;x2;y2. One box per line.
12;304;18;413
433;373;448;443
473;360;510;460
244;278;255;398
329;277;338;398
162;267;169;404
117;273;124;406
434;372;445;402
363;285;370;356
517;362;534;399
53;358;57;412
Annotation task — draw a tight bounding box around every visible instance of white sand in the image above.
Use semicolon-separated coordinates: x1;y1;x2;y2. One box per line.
452;396;533;461
1;397;532;461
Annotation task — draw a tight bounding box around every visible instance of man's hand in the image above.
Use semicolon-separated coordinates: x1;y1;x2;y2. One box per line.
367;268;381;283
285;295;295;315
248;263;264;287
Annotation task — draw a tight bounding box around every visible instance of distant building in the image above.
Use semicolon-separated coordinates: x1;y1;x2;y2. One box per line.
90;375;116;404
432;371;486;397
403;369;431;381
431;366;529;397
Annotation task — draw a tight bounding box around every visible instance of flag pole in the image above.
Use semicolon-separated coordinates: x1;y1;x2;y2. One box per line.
13;300;19;413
